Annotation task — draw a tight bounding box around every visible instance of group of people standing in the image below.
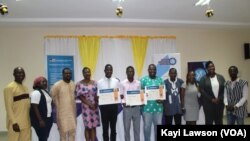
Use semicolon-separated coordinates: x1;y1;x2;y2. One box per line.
3;60;248;141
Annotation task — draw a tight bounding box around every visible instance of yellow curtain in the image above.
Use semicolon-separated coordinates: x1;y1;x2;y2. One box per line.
78;36;100;75
131;37;148;77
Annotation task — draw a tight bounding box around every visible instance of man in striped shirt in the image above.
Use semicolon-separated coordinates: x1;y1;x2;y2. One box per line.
224;66;248;125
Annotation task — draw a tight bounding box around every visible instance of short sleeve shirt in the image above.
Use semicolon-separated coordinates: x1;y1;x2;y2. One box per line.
140;76;164;113
30;89;52;117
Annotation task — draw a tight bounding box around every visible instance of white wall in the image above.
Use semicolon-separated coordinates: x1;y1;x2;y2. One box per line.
0;27;250;131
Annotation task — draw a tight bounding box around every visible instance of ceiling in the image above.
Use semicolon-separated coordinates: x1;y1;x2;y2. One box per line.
0;0;250;28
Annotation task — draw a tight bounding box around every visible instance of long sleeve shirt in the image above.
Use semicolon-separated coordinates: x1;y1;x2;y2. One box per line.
3;81;30;130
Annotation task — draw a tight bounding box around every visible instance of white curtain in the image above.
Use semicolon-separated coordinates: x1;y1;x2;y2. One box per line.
94;38;136;81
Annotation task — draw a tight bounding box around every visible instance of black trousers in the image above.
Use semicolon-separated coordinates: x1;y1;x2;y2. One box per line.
33;117;53;141
203;104;224;125
99;104;118;141
165;114;182;125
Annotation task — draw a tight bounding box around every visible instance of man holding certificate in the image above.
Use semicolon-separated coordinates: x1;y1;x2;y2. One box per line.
140;64;164;141
97;64;120;141
121;66;144;141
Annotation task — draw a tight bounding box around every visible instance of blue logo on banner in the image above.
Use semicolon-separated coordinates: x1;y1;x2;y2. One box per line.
169;58;177;65
156;55;177;77
156;55;170;76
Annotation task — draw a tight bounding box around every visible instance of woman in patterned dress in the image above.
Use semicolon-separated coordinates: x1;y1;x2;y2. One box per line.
75;67;100;141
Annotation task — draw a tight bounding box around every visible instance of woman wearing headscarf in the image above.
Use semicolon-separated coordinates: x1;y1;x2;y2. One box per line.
30;76;52;141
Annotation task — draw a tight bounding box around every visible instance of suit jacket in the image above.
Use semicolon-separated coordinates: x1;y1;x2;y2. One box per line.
199;74;225;110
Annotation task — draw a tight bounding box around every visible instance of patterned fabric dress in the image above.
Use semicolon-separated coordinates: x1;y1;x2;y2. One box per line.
75;80;100;129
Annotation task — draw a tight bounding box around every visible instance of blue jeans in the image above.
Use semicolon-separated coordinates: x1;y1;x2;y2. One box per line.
142;112;162;141
227;112;244;125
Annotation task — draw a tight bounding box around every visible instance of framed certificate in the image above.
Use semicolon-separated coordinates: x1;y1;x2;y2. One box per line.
145;85;166;100
126;90;147;106
98;88;120;105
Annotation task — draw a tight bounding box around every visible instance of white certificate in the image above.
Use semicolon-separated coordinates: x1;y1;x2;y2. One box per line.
98;88;120;105
126;90;147;106
145;85;166;100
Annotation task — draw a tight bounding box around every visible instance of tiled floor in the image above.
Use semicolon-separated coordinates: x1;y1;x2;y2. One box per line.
0;116;250;141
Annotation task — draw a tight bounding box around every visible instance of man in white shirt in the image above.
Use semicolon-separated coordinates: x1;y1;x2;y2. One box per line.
97;64;120;141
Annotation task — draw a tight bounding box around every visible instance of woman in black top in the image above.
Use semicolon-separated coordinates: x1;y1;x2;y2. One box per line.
30;76;52;141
